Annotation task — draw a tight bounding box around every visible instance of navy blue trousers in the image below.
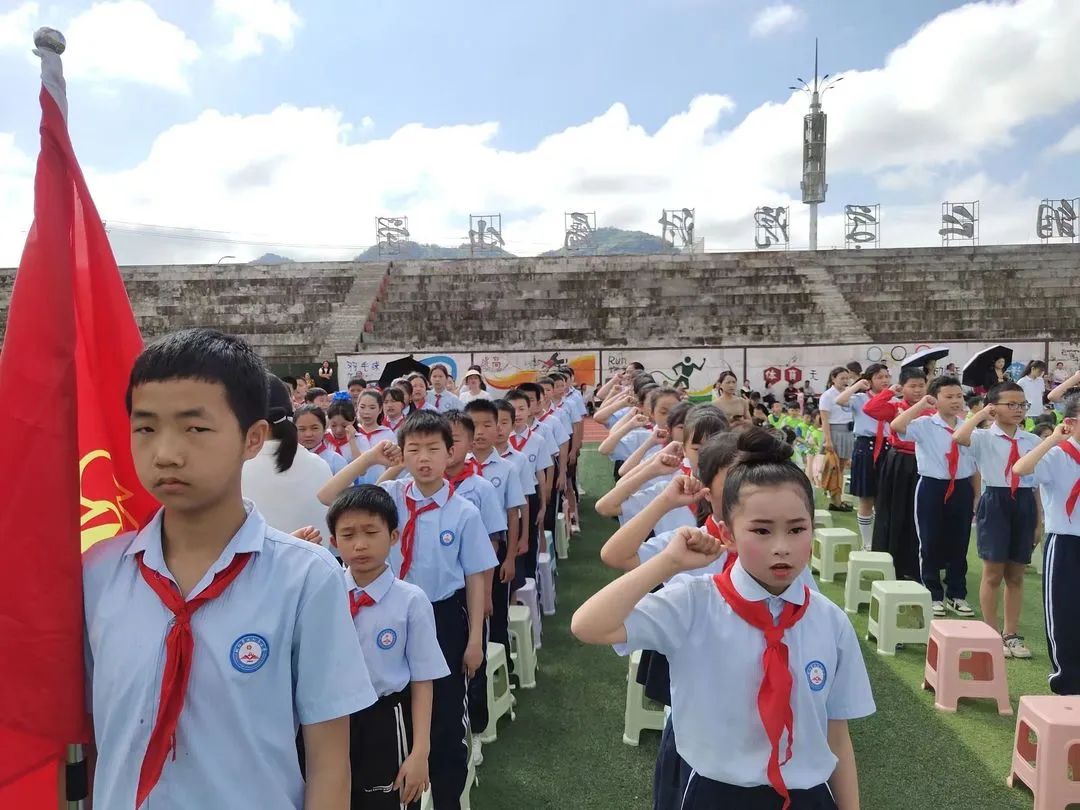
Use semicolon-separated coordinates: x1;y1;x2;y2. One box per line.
1044;533;1080;695
914;476;975;601
678;775;837;809
431;591;470;810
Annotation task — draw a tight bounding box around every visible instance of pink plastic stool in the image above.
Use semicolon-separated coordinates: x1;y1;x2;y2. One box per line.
922;620;1012;715
1007;695;1080;809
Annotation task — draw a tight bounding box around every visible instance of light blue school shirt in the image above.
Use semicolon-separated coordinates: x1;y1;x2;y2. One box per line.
380;479;497;601
512;427;555;483
472;448;528;512
354;425;398;484
566;389;587;422
532;419;562;459
616;560;874;789
637;530;819;593
398;471;506;534
968;423;1040;488
344;567;450;697
620;478;696;534
1033;438;1080;535
899;413;977;480
82;502;375;810
605;406;632;429
616;427;653;464
501;445;537;496
427;390;464;414
539;411;571;449
851;392;889;439
553;401;575;434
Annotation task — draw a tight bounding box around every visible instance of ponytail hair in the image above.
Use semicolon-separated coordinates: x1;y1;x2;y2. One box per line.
720;427;813;524
1022;360;1047;379
827;366;848;388
266;374;299;473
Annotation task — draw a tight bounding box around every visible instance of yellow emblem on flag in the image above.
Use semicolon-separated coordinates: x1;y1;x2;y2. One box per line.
79;449;138;551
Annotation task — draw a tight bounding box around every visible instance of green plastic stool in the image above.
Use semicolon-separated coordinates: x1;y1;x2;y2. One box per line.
867;580;933;655
811;527;857;583
844;551;896;614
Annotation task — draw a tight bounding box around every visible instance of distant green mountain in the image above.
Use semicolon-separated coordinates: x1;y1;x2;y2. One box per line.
353;241;515;261
539;227;680;257
251;253;292;264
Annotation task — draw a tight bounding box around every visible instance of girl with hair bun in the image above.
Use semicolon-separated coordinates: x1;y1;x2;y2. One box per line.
574;427;875;810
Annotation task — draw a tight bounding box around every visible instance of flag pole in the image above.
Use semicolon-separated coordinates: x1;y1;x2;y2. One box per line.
31;25;87;810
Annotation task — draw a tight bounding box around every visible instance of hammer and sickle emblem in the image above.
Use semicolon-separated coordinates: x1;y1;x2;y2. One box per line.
79;449;138;551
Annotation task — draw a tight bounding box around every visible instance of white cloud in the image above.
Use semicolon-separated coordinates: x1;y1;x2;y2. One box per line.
1047;124;1080;156
0;0;1078;266
0;2;39;51
63;1;200;93
750;4;803;37
214;0;300;59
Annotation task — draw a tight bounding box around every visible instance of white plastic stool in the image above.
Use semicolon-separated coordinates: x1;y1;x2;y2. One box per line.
544;530;558;574
814;509;833;528
479;642;515;743
867;580;933;655
514;578;542;649
537;551;556;617
844;551;895;614
555;512;570;559
623;650;665;746
811;527;857;583
507;605;537;689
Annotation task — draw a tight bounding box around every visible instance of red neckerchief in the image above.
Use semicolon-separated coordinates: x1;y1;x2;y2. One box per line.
356;425;384;442
350;590;375;617
999;431;1022;497
1058;440;1080;518
713;567;811;810
398;483;441;581
447;460;481;494
312;438;329;456
326;431;350;455
704;515;738;574
679;460;692;477
538;409;553;422
874;418;887;464
510;427;533;451
941;420;960;501
383;415;404;431
135;551;252;807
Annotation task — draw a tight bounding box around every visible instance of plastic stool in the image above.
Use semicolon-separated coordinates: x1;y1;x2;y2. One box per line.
421;727;476;810
867;580;933;655
479;642;515;743
507;605;537;689
514;578;542;649
1007;695;1080;809
544;530;558;574
844;551;895;614
814;509;834;529
811;527;857;583
623;650;665;746
1030;541;1044;576
555;512;569;559
537;551;556;617
922;620;1012;715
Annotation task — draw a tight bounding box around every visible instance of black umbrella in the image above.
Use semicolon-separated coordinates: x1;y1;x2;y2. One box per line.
901;346;950;373
378;356;431;389
961;344;1013;389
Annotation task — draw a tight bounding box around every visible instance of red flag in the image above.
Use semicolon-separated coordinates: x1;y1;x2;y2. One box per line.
0;36;157;805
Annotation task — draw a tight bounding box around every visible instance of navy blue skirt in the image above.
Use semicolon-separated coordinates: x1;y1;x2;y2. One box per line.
849;435;885;498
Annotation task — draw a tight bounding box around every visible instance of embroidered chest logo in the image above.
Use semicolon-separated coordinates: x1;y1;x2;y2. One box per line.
528;453;537;463
230;634;270;673
377;628;398;650
492;476;503;488
439;529;456;546
805;660;828;692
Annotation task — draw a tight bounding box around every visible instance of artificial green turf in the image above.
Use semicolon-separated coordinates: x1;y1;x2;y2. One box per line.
473;447;1053;809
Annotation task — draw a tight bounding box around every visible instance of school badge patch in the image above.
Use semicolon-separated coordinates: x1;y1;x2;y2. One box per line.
528;453;537;463
377;628;398;650
231;634;269;673
492;476;503;488
439;529;456;546
805;660;827;692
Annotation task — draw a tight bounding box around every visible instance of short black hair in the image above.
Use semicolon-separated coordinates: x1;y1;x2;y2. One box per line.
899;367;927;384
517;381;543;400
464;398;499;421
549;371;567;383
347;377;366;389
126;328;267;432
686;405;730;445
666;400;694;432
1064;393;1080;420
697;433;740;489
294;403;327;427
399;410;452;450
536;376;555;389
444;409;475;436
628;361;645;372
326;396;356;423
327;485;398;535
493;398;516;421
304;387;327;403
506;389;530;406
928;375;963;397
986;381;1024;403
846;361;863;375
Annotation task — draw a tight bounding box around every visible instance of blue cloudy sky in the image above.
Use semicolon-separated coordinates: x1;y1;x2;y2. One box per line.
1;0;1078;264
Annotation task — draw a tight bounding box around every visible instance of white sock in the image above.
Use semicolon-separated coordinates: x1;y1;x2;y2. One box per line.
857;513;873;549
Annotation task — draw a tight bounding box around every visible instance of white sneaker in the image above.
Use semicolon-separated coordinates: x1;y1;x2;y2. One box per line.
1003;634;1032;659
471;737;483;767
946;598;975;617
931;601;946;617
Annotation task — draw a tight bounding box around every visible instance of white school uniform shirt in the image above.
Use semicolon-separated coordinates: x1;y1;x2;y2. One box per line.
899;413;977;480
83;503;376;810
345;567;450;697
428;390;464;414
379;479;498;602
967;424;1040;488
850;392;889;439
541;410;572;449
398;471;506;534
501;445;537;496
532;418;561;459
615;560;874;789
817;386;852;425
1016;375;1046;418
552;401;575;435
325;431;357;462
472;448;528;514
636;531;820;592
620;478;696;534
604;406;632;429
313;445;349;476
511;426;555;484
242;439;332;539
1033;438;1080;535
615;426;653;464
458;389;491;405
353;425;398;484
566;389;587;422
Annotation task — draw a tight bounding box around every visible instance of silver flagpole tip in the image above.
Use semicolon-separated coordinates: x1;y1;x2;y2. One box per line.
34;27;66;55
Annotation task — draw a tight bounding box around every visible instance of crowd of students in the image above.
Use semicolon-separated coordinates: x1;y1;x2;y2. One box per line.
80;329;1079;810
